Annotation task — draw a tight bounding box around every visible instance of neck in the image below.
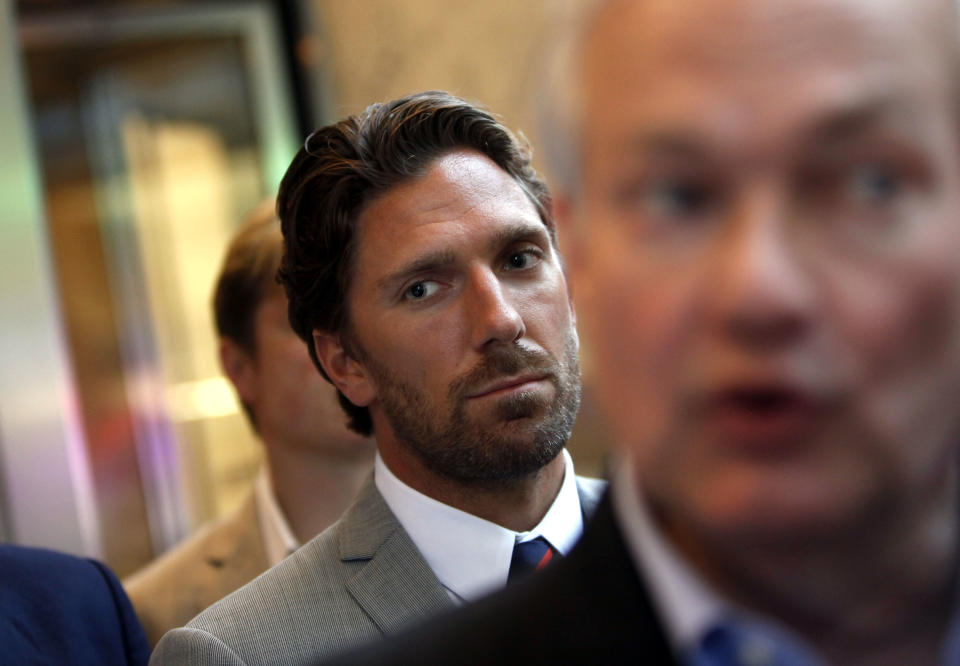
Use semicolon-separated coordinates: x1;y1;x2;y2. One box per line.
264;444;374;545
663;471;959;666
379;444;568;532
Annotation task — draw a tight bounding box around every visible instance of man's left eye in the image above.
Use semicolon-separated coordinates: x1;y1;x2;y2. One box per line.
849;164;902;204
505;250;541;270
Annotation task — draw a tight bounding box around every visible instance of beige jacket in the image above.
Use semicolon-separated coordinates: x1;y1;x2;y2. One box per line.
124;491;268;647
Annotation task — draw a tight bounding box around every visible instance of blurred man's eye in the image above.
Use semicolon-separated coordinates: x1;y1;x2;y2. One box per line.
798;159;908;216
615;175;717;223
793;155;920;243
847;163;902;204
646;180;714;218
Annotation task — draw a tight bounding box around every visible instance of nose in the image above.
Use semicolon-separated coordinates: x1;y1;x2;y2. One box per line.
466;267;525;349
711;189;814;351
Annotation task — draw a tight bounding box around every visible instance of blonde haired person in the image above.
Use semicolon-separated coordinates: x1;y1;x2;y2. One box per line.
125;201;374;647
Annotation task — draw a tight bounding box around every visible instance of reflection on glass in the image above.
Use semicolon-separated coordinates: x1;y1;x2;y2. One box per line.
20;4;297;575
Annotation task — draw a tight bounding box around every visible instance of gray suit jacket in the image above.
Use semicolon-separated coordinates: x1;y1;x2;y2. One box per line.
151;473;607;665
125;490;269;647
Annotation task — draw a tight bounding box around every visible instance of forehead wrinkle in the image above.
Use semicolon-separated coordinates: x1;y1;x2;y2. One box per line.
370;155;535;228
628;132;715;159
589;0;954;68
584;0;960;112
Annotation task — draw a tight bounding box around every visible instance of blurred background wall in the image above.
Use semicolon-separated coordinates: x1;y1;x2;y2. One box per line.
0;0;601;577
313;1;553;136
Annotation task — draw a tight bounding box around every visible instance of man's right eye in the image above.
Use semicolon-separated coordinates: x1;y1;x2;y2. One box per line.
644;179;714;219
614;175;716;224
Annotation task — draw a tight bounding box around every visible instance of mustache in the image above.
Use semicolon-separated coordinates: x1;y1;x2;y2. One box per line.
450;346;559;399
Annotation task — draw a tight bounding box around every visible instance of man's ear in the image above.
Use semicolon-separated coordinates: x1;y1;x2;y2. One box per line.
313;330;376;408
219;338;258;405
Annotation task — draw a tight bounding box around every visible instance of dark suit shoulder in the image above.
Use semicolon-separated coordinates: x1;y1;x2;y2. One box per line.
0;544;150;666
574;473;608;517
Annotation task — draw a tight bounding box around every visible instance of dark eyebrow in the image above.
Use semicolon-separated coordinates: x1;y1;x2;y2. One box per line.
377;250;458;292
376;220;550;293
803;96;908;146
488;220;552;252
625;96;909;159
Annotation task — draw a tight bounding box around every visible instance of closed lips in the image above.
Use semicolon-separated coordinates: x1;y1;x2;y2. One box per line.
468;374;549;398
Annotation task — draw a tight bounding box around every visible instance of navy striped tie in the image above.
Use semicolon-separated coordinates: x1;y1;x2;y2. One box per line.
508;537;556;582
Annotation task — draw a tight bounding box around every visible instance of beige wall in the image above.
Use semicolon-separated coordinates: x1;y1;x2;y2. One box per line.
311;0;560;152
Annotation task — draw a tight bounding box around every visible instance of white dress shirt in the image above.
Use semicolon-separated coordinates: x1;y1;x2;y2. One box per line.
610;454;827;665
253;466;300;568
609;455;724;655
375;449;584;603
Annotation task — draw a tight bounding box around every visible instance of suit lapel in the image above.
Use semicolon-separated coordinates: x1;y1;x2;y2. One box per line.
576;493;677;661
339;478;454;635
338;472;606;636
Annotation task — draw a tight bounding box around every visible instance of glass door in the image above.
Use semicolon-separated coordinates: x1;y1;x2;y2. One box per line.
16;1;299;575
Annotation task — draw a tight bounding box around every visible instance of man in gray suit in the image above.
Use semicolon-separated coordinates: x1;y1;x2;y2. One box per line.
127;203;374;647
152;91;604;665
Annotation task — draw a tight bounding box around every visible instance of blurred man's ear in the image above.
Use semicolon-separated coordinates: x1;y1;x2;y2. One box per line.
219;337;258;405
313;330;376;408
554;191;591;306
554;192;576;263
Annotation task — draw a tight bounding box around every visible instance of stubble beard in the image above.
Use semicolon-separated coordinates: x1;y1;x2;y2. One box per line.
359;330;581;485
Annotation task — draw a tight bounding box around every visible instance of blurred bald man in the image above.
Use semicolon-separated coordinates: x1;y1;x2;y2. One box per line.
331;1;960;664
125;203;375;646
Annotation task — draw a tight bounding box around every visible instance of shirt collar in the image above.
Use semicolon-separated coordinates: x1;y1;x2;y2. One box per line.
253;466;300;568
374;449;583;603
609;453;725;653
612;453;960;665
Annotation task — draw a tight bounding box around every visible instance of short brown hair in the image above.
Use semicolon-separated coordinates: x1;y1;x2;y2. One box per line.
213;200;282;426
277;90;553;436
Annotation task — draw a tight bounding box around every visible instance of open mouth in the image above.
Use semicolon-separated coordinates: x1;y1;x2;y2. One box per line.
707;386;816;447
721;388;804;414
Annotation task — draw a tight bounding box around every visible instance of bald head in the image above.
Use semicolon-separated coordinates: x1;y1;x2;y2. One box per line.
542;0;960;195
583;0;960;84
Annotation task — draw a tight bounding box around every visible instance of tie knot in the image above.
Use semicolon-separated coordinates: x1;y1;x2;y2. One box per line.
508;537;556;582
